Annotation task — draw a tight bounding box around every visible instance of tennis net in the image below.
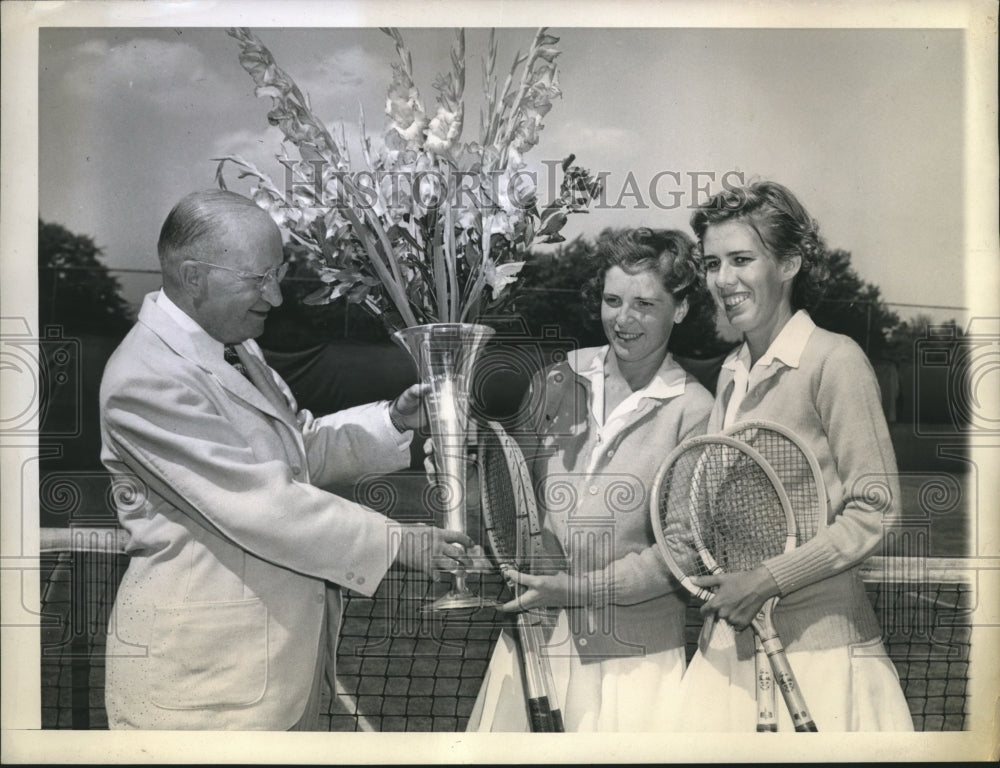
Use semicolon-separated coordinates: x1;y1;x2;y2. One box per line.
38;527;972;731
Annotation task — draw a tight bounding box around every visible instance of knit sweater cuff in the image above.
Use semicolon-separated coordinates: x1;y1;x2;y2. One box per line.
763;546;839;596
586;569;615;609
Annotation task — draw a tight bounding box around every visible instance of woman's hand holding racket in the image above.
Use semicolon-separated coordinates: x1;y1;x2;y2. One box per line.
692;566;780;630
476;420;564;732
650;433;819;732
694;566;783;732
498;568;572;612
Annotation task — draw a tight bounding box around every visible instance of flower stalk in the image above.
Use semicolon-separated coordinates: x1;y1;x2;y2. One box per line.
220;27;602;332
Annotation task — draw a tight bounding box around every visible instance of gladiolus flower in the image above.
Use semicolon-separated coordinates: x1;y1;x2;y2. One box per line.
484;258;525;299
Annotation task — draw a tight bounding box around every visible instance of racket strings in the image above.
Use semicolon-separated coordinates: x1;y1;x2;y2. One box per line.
650;433;819;732
726;425;823;542
478;428;521;569
655;446;720;582
690;444;789;573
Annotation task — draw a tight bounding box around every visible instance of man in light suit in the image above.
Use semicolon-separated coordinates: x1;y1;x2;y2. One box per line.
99;189;471;730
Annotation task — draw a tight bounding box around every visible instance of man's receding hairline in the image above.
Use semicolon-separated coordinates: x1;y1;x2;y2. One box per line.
182;205;277;252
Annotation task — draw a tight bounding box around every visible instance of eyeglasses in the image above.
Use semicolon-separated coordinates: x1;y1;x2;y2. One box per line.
188;260;289;291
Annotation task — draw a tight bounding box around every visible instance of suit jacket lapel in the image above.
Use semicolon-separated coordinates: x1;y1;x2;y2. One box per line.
136;293;292;423
234;344;298;424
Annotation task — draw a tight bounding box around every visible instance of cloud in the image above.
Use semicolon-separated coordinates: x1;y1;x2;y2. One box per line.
539;121;642;167
61;36;226;111
304;46;374;94
209;126;289;183
212;41;388;164
211;127;284;162
292;45;387;123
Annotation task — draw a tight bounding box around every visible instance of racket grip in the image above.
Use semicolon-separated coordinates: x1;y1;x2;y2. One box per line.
518;615;554;732
762;638;818;733
550;709;565;733
754;638;778;733
527;696;553;732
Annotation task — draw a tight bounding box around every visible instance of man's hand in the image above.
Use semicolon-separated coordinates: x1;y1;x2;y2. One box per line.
691;566;780;631
498;568;572;612
422;438;436;480
389;383;430;432
393;523;476;579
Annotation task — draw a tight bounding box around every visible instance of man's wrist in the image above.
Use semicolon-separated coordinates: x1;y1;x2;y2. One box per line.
388;400;408;433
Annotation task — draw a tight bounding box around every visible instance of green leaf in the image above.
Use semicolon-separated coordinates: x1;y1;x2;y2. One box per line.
387;224;422;254
302;285;334;305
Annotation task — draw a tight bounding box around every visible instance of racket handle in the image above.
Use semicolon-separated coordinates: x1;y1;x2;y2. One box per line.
549;702;566;733
533;623;565;733
527;696;553;733
550;708;565;733
518;614;554;732
754;637;778;733
761;637;818;733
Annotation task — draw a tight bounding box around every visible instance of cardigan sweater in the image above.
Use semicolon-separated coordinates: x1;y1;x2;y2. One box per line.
710;311;899;659
518;346;714;663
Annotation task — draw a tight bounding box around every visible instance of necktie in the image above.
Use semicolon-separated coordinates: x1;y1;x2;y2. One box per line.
224;344;251;379
225;343;297;422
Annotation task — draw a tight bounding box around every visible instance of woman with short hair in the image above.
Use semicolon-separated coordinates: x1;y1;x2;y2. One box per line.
676;181;913;732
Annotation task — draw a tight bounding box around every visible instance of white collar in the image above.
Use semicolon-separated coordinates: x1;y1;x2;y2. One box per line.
155;289;226;360
571;345;688;401
722;310;816;373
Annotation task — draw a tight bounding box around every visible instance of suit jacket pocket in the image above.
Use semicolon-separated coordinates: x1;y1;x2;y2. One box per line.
148;598;268;709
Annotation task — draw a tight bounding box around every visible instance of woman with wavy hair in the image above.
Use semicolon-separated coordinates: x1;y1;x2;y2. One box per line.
676;180;913;731
472;227;717;731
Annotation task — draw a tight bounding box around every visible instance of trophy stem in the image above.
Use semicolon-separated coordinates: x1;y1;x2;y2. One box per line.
392;323;496;611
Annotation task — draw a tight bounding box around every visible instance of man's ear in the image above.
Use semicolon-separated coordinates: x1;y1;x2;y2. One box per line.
178;260;204;299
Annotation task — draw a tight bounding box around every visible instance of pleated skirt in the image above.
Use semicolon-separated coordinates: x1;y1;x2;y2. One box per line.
467;610;686;732
672;620;914;732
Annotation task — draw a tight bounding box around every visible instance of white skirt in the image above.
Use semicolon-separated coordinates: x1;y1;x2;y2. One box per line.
673;620;914;732
467;610;686;732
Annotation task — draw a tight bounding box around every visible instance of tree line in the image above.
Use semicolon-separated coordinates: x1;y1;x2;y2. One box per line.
38;218;962;362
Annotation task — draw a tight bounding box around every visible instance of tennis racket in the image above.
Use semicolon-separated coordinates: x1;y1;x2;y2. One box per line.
477;419;564;733
650;435;818;732
723;421;827;733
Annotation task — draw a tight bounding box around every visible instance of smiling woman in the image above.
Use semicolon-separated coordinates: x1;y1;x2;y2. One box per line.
701;219;800;359
676;181;915;732
469;228;718;732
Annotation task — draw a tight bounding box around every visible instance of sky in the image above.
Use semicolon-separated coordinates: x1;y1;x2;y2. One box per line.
6;4;1000;761
38;25;967;323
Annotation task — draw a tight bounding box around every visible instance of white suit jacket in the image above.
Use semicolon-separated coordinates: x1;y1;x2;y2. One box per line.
99;292;410;729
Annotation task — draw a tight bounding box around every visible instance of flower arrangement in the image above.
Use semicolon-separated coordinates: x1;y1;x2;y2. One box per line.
216;27;602;331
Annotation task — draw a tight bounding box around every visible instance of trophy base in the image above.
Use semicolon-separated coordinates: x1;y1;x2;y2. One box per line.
424;587;502;613
460;555;497;574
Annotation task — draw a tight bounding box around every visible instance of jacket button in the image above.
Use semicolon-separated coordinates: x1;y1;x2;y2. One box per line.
589;486;598;495
346;572;355;580
579;638;588;646
606;449;615;458
356;577;365;586
291;466;302;476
